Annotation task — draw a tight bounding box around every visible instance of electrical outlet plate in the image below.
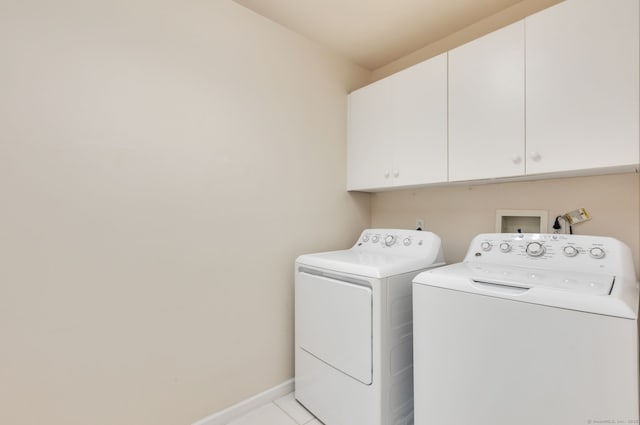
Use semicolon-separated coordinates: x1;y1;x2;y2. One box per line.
416;219;424;230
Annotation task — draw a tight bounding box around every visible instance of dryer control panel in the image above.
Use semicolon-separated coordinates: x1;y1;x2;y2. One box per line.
355;229;445;262
466;233;630;275
357;229;435;252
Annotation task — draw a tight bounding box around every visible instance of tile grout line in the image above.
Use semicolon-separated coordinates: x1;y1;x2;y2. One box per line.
272;401;304;425
272;398;320;425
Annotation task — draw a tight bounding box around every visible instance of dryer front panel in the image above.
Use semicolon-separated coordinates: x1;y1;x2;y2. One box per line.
296;270;373;385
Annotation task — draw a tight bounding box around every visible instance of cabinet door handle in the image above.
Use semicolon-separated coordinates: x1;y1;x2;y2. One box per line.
393;170;399;178
384;170;390;178
530;152;542;162
511;155;522;164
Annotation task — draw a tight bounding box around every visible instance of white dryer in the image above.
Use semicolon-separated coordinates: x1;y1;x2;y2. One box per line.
413;233;639;425
295;229;444;425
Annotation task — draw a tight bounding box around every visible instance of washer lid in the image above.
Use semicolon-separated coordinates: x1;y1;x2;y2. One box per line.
466;263;614;296
297;249;441;278
413;262;637;319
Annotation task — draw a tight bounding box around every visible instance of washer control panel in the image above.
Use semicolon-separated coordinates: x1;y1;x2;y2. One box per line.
466;233;622;274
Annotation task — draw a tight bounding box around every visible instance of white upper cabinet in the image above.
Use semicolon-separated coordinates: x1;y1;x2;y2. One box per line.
448;21;525;182
525;0;640;174
392;54;448;187
347;0;639;191
347;75;394;190
347;53;447;191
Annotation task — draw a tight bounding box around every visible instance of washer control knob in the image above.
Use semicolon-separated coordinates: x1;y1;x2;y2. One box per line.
562;245;578;257
480;242;492;251
589;247;606;259
362;234;370;243
384;235;396;247
526;242;545;257
499;242;512;253
372;235;380;243
403;237;412;246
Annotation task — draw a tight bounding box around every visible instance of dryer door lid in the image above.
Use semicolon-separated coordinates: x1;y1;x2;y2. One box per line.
295;270;372;384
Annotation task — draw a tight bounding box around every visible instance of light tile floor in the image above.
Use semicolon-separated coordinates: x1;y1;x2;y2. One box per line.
227;392;323;425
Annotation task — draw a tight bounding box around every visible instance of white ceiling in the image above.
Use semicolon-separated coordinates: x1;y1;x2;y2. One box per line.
232;0;527;70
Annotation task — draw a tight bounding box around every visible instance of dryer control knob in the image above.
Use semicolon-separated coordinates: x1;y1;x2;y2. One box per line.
372;235;380;243
562;245;578;257
403;238;412;246
362;234;370;243
384;235;396;247
480;242;492;251
499;242;512;253
526;242;545;257
589;247;605;259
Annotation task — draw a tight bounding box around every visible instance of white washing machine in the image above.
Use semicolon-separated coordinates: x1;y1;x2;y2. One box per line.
295;229;445;425
413;233;639;425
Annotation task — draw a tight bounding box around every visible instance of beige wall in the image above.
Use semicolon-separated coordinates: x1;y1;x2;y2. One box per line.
371;173;640;278
0;1;370;424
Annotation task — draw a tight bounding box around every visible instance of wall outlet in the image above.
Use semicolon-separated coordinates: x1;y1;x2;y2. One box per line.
416;219;424;230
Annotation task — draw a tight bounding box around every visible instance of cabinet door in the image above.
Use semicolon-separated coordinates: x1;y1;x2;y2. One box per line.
526;0;639;175
347;53;448;191
347;78;394;191
448;21;525;181
391;53;448;186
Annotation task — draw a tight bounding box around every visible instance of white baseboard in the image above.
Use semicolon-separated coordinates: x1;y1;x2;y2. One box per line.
191;379;294;425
